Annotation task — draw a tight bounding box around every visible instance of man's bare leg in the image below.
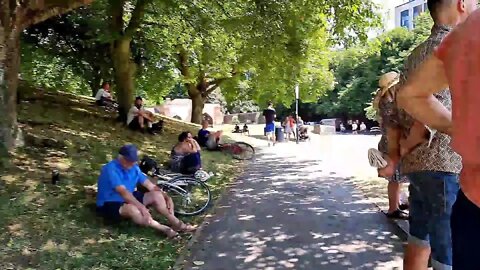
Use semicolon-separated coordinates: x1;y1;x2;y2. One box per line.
143;191;196;232
119;203;177;237
387;182;401;213
404;243;430;270
138;116;145;129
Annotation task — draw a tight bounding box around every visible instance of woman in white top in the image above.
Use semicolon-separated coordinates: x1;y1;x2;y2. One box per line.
95;82;112;106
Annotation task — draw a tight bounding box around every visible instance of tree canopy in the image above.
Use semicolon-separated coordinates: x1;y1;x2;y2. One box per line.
18;0;380;123
306;12;433;121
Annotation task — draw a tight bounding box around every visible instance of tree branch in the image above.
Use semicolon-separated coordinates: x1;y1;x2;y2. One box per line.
124;0;150;38
177;46;190;79
203;67;239;96
19;0;94;30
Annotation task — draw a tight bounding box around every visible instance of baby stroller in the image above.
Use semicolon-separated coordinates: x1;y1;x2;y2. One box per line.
298;126;310;141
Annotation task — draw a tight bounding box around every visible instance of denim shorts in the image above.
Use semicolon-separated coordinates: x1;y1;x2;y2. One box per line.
451;190;480;270
407;171;459;270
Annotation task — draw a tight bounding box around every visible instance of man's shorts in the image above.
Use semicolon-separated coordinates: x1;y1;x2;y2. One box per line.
265;122;275;135
96;191;144;222
407;171;459;270
451;189;480;270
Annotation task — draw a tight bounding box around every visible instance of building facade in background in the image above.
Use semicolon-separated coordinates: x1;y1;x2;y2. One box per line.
369;0;428;38
395;0;428;30
372;0;406;32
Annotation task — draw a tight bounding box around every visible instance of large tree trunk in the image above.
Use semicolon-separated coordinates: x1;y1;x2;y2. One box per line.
0;0;94;157
190;92;205;124
0;8;22;156
112;38;136;123
89;66;102;97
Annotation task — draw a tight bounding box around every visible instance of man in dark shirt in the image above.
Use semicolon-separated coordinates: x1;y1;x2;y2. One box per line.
263;102;276;146
197;120;222;150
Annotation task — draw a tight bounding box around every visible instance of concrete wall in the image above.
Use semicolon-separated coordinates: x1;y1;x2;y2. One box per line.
155;99;224;125
224;112;262;124
312;125;336;135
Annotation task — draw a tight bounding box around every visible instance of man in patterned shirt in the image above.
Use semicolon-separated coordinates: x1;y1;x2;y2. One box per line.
384;1;476;269
398;8;480;269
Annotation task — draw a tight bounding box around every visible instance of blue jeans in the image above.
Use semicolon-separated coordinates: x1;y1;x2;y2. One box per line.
181;152;201;174
451;190;480;270
407;171;459;270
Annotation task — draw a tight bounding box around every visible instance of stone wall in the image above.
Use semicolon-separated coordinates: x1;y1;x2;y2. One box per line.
157;114;201;134
224;112;262;124
312;124;336;135
155;99;224;125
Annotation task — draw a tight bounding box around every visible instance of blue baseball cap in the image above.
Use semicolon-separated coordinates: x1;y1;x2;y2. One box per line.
119;144;138;162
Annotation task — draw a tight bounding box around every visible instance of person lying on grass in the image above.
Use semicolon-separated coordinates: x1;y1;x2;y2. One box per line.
171;132;203;174
197;120;223;150
96;144;196;238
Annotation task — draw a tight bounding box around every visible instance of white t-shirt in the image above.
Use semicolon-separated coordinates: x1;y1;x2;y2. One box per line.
352;123;358;131
95;89;111;101
360;123;367;131
127;106;140;125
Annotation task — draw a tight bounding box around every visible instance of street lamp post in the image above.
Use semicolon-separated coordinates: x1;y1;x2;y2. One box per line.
295;84;299;144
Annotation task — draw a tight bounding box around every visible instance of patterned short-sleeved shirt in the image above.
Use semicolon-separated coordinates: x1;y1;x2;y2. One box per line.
390;25;462;174
377;91;399;154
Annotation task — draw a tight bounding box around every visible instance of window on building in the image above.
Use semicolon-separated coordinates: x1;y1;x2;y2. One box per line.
424;3;428;11
414;5;422;18
400;10;410;28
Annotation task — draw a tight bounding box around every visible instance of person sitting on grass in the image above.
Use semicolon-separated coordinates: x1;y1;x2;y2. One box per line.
95;82;113;107
197;120;222;150
233;124;241;133
243;124;250;135
96;144;196;238
171;132;203;174
126;96;155;133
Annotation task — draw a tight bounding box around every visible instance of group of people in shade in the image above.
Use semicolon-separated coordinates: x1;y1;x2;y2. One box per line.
95;120;225;238
95;83;162;134
373;1;480;269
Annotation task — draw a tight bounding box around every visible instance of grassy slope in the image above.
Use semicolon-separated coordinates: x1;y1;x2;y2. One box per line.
0;90;242;270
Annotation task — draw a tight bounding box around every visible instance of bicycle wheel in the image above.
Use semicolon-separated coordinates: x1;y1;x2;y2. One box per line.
165;176;211;216
229;142;255;160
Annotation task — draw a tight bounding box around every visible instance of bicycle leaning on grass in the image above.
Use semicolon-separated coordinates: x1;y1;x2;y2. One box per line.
140;160;211;217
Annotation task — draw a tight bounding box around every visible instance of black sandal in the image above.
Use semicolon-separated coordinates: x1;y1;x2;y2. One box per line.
386;209;408;220
399;203;409;211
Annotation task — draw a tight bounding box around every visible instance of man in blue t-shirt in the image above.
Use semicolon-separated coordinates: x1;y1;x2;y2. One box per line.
263;102;276;146
96;144;196;237
197;120;223;150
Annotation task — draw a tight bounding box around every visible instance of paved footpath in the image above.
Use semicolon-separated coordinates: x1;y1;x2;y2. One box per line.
184;138;405;270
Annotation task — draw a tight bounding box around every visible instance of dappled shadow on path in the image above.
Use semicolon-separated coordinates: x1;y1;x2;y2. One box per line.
185;148;405;270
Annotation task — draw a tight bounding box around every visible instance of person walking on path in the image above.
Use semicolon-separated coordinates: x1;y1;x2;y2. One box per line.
398;7;480;269
263;102;276;146
373;72;409;220
384;1;475;269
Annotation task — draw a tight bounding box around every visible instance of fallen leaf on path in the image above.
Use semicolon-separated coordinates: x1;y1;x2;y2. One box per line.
193;261;205;266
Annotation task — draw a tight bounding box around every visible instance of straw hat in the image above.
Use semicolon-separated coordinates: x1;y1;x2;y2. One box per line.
378;71;400;90
373;71;400;110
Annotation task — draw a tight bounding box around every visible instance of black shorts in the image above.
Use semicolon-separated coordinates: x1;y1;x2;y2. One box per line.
96;191;144;222
451;190;480;270
128;116;141;130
